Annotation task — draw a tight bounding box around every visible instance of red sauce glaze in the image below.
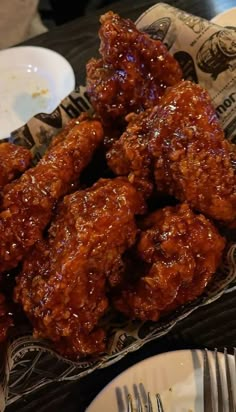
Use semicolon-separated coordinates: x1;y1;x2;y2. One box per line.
86;11;183;126
15;178;146;359
0;115;104;274
0;142;32;190
113;203;226;321
108;81;236;223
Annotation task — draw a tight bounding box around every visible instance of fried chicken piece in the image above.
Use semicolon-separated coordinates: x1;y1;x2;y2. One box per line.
108;81;236;223
48;116;85;149
113;203;225;321
0;115;104;274
15;178;146;358
107;110;154;198
86;11;182;126
0;142;32;190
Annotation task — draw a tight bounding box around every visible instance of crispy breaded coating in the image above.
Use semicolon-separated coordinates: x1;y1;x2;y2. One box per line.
0;142;32;190
113;203;225;321
107;110;154;198
86;11;182;126
0;115;104;274
15;178;146;358
107;81;236;223
151;81;236;222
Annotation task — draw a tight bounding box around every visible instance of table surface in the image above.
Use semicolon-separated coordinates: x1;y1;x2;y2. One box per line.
7;0;236;411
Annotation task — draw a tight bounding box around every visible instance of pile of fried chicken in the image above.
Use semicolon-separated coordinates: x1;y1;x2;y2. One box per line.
0;11;235;359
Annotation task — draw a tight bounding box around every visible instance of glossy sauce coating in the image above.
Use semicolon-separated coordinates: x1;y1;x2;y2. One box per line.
107;109;153;198
0;115;104;274
151;81;236;223
86;11;182;126
0;142;32;190
15;178;146;358
113;203;225;321
108;80;236;223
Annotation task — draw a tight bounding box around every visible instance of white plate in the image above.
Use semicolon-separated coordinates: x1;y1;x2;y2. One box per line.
87;350;235;412
211;7;236;27
0;46;75;139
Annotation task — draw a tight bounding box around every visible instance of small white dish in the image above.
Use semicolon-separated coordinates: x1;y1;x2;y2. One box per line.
0;46;75;139
211;7;236;27
87;349;235;412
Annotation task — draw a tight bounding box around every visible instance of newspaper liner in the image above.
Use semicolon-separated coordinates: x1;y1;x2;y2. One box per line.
1;3;236;410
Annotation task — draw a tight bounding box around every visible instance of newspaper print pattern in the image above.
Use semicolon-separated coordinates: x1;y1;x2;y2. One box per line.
1;4;236;410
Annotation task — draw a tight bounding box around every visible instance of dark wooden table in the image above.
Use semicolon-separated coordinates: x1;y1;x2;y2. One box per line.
6;0;236;411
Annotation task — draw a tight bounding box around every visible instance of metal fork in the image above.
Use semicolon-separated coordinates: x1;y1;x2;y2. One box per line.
127;391;164;412
115;384;164;412
203;348;236;412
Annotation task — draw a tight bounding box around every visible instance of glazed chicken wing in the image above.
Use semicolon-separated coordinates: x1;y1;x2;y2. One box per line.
15;178;146;358
0;142;32;190
0;115;104;274
108;81;236;223
86;11;182;126
113;203;225;321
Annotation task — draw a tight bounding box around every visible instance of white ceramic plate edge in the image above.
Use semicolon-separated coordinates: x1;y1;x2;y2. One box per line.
0;46;75;139
86;349;235;412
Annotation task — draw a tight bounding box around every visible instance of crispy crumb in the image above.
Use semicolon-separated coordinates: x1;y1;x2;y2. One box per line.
86;11;182;126
107;80;236;222
15;178;146;358
0;115;104;274
169;387;172;392
32;88;49;98
113;203;225;321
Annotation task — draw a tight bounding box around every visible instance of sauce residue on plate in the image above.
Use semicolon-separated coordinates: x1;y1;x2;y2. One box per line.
32;88;49;98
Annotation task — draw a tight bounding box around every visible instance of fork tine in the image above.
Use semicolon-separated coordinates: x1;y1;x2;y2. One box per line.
125;386;165;412
156;393;164;412
139;383;148;407
127;394;134;412
224;348;234;412
133;384;143;412
147;393;153;412
203;349;214;412
137;396;143;412
127;390;144;412
214;348;224;411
